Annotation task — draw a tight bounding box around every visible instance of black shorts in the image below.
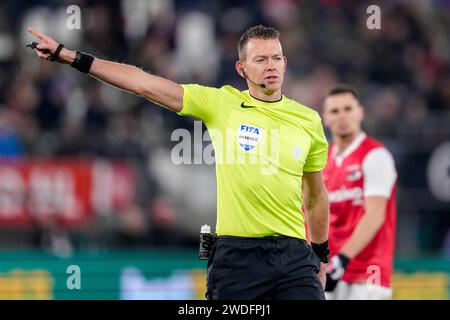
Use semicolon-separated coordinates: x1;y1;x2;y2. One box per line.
206;235;325;300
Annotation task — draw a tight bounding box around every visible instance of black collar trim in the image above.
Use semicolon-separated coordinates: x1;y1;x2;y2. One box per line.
249;93;283;103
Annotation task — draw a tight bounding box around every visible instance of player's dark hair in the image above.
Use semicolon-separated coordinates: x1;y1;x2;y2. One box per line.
238;25;280;60
326;84;359;99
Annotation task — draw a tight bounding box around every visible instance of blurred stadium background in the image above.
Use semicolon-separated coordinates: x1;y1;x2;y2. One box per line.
0;0;449;299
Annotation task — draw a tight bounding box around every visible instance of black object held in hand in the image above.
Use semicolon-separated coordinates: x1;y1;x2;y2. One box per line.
26;42;50;54
25;42;64;61
26;42;39;49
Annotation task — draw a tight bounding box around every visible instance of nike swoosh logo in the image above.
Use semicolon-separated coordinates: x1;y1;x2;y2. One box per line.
241;102;257;109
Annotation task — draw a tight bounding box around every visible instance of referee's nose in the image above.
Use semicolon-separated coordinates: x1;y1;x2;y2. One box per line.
266;58;276;71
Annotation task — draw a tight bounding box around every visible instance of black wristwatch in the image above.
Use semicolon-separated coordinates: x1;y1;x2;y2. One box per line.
311;240;330;263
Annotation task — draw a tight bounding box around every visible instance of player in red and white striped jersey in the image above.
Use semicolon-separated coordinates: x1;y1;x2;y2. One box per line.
322;84;397;300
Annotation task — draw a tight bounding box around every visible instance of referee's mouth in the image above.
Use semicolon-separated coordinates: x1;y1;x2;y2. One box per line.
264;75;280;85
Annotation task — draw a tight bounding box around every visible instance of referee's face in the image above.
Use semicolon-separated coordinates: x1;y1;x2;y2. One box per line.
239;38;287;94
323;93;364;139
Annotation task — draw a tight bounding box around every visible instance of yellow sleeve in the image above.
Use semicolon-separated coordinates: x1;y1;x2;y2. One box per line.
177;84;222;124
304;115;328;172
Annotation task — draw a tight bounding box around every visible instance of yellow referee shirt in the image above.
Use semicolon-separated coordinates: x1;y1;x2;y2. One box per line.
178;84;328;239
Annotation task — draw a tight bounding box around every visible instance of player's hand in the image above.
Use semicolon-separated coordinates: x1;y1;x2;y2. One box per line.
27;27;74;63
325;253;350;292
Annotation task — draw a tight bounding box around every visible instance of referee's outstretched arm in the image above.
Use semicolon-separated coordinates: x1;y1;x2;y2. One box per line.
27;27;184;113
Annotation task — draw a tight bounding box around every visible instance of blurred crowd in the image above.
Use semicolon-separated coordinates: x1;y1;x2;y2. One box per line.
0;0;449;257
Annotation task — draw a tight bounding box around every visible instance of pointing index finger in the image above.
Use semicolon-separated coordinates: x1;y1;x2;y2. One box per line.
27;27;45;41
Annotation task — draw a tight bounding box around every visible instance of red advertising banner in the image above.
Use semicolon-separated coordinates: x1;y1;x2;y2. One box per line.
0;159;136;227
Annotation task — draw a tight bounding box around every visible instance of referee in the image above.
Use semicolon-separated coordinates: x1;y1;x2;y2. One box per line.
27;25;330;300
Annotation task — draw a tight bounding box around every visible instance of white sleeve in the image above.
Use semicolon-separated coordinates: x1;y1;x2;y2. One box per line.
362;148;397;198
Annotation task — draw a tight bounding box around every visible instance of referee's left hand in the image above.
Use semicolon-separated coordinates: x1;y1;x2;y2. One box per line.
318;262;327;290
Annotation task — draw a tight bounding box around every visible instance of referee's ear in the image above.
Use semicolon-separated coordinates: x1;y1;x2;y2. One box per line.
235;60;245;78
